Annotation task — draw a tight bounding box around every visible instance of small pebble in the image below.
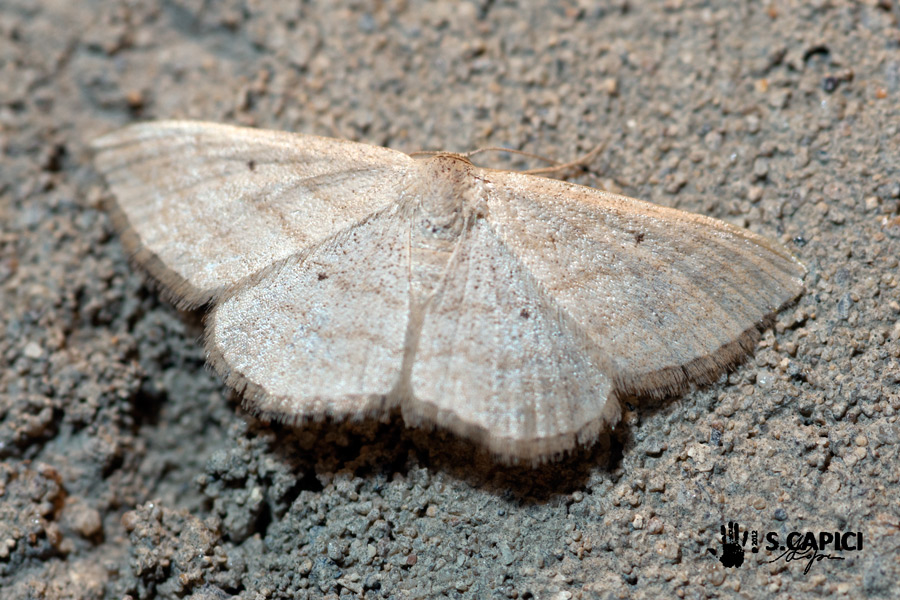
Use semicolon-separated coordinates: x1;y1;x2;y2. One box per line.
24;341;43;359
708;566;726;586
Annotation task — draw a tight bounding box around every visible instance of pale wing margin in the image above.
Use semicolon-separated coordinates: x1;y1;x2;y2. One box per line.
92;120;414;308
483;170;806;398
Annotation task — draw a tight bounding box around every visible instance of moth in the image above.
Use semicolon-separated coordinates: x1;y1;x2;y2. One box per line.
93;121;805;462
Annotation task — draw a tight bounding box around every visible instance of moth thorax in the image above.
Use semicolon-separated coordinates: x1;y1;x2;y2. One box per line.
414;155;476;238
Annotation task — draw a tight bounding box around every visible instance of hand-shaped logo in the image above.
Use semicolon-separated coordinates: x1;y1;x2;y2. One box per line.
707;521;753;568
